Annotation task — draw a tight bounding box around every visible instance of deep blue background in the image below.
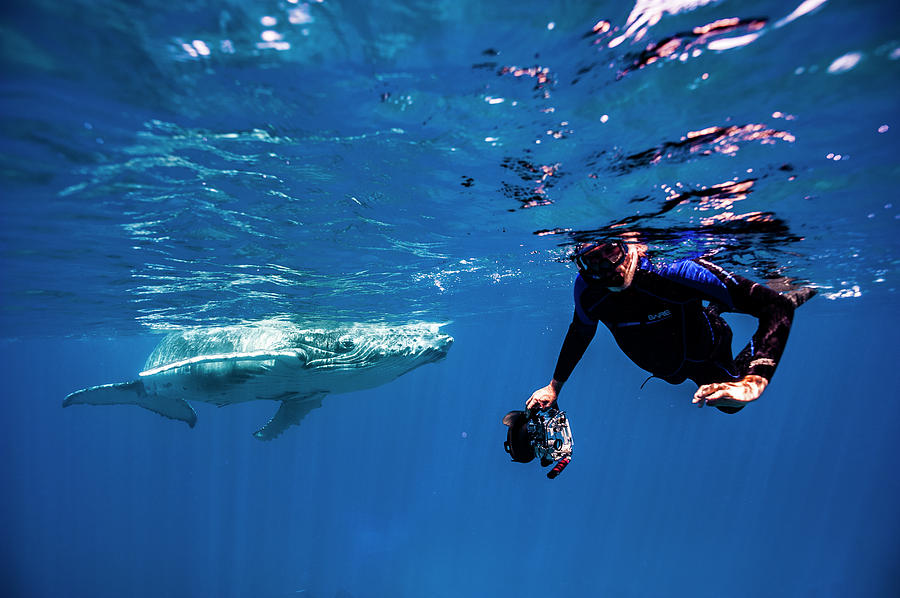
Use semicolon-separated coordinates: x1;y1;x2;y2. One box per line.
2;297;898;597
2;0;899;596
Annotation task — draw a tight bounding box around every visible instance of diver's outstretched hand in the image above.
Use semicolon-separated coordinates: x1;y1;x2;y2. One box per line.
693;375;768;409
526;380;562;411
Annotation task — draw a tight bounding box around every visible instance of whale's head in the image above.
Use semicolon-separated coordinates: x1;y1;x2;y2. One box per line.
397;322;454;364
295;322;453;392
343;322;453;368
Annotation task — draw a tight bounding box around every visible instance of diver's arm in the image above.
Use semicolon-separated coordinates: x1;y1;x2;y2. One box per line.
527;312;597;410
693;374;768;408
694;260;795;406
697;260;795;381
553;313;598;383
735;280;795;380
650;258;787;366
526;379;563;411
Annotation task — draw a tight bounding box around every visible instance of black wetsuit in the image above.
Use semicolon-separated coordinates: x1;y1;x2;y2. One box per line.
553;257;795;412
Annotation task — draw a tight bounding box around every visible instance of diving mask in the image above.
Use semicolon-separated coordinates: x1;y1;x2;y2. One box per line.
571;241;628;281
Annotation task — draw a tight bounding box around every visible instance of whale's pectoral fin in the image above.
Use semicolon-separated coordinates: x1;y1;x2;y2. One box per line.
253;392;326;441
137;396;198;427
63;381;197;428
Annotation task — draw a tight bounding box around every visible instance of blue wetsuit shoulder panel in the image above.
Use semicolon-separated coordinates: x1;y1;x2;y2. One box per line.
644;259;734;309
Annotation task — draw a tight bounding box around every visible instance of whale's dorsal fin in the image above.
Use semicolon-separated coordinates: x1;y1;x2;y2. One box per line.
253;392;326;441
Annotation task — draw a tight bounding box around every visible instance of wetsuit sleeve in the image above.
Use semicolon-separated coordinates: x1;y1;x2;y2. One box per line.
696;259;795;381
552;311;597;383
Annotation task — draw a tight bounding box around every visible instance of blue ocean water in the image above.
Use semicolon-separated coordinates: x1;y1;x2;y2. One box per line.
1;0;898;596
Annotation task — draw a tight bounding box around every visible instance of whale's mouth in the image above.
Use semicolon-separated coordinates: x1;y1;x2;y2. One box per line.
432;334;454;358
412;334;453;364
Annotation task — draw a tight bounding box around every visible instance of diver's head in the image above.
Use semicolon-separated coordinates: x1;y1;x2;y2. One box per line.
571;240;630;287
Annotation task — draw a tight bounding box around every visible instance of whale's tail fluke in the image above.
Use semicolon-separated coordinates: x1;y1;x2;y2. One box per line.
63;381;198;427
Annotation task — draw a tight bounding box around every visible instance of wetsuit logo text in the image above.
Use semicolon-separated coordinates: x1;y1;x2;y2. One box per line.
647;309;672;322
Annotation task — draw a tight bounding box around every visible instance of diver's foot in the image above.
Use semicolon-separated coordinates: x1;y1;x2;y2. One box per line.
783;286;818;308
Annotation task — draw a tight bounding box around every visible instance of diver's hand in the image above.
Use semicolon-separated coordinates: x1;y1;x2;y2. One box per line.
693;375;768;408
526;380;562;411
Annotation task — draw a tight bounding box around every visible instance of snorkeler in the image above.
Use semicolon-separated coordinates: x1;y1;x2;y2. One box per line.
503;240;816;478
525;240;817;414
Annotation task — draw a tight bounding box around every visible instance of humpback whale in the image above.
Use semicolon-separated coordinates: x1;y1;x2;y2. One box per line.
63;321;453;440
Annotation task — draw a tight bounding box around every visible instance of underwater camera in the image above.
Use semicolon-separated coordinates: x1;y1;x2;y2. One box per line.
502;408;574;479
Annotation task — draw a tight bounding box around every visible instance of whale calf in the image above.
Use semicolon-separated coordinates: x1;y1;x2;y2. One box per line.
64;321;453;440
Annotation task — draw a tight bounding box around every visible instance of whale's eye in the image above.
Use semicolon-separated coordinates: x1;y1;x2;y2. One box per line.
338;336;354;350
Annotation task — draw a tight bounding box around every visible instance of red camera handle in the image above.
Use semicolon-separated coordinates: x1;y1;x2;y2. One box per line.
546;456;571;479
